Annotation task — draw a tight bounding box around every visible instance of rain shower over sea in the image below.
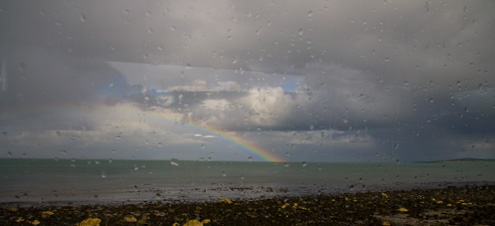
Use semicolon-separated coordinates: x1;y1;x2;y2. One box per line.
1;159;494;204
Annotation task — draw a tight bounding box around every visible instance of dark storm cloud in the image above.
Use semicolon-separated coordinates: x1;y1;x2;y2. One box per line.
0;0;494;161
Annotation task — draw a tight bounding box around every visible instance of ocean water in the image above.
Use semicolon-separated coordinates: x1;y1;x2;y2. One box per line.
0;159;494;204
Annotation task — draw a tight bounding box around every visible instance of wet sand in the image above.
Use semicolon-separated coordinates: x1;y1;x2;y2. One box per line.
1;185;494;225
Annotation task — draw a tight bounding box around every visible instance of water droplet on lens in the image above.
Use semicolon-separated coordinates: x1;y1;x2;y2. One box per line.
18;63;26;71
170;158;180;166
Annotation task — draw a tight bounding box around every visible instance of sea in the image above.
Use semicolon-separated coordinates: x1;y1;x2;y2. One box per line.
1;159;494;205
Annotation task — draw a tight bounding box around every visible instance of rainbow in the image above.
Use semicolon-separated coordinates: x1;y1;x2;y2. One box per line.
147;109;285;162
0;103;285;162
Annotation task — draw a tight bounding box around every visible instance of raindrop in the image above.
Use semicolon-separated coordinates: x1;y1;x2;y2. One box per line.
307;10;313;18
248;156;253;161
200;144;206;149
222;171;227;177
302;162;307;167
240;175;244;180
226;35;232;40
123;9;130;14
170;26;176;31
394;143;399;149
112;149;117;154
7;151;12;157
80;14;86;22
18;63;26;71
170;158;180;166
284;163;290;168
101;171;106;178
298;28;303;36
384;57;390;62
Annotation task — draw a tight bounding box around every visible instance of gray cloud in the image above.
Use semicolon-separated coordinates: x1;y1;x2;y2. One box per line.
0;0;494;162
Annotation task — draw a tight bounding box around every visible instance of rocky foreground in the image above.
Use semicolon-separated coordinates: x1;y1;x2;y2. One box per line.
1;185;494;225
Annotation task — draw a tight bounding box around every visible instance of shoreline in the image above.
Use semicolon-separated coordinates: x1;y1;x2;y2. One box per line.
1;184;494;225
2;180;493;207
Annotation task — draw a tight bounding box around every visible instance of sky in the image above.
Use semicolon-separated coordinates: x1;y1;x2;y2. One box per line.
0;0;494;162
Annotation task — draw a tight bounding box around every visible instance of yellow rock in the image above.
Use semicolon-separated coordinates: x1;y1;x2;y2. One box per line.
124;216;137;222
218;199;233;204
183;219;203;226
42;211;54;218
31;220;41;225
201;219;211;224
138;215;149;224
398;207;408;212
381;193;389;198
77;218;102;226
382;221;391;226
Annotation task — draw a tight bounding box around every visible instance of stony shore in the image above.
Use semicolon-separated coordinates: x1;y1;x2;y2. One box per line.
1;185;494;225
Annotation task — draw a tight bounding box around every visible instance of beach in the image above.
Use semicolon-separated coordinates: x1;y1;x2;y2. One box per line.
1;160;495;225
1;185;494;225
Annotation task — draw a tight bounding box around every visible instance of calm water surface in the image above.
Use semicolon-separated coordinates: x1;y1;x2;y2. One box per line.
1;159;494;204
